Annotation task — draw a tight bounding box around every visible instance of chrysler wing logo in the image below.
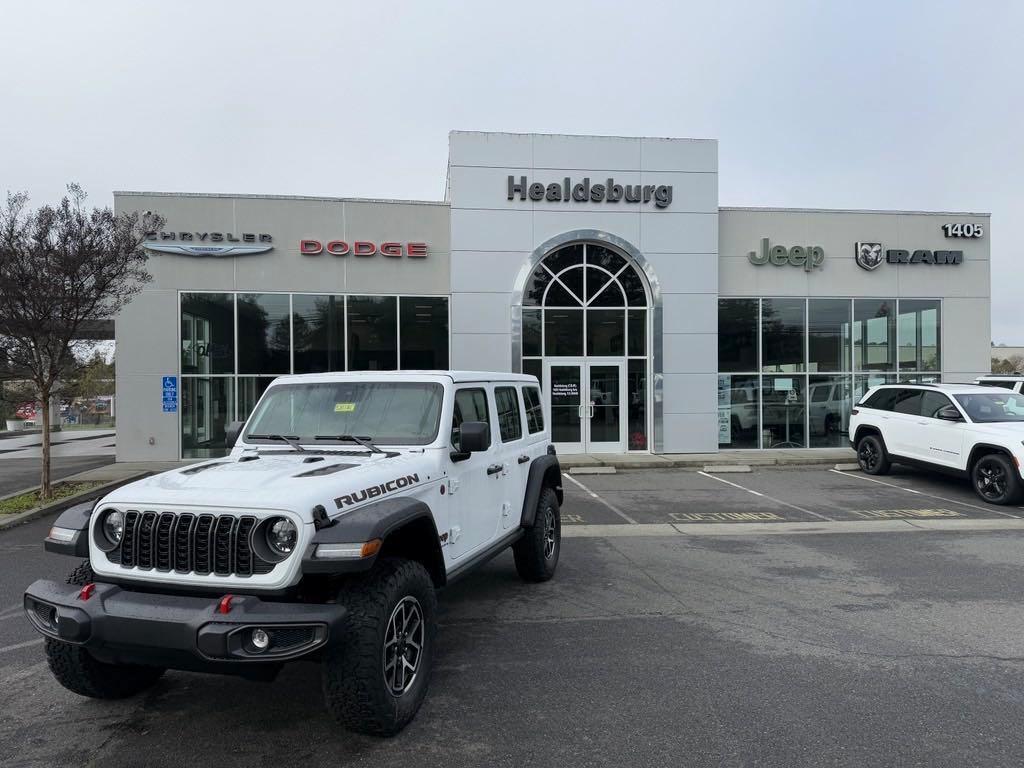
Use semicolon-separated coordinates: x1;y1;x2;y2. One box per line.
855;242;884;271
144;242;273;258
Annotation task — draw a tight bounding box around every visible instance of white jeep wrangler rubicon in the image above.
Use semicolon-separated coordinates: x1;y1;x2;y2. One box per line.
25;371;563;736
849;382;1024;505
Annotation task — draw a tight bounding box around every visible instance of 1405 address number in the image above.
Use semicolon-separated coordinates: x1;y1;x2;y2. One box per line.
942;223;984;238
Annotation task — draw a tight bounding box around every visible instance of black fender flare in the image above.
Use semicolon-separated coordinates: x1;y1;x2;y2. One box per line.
301;497;445;585
520;455;563;528
43;500;95;557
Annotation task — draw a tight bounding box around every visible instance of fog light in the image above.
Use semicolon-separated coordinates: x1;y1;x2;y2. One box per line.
251;628;270;651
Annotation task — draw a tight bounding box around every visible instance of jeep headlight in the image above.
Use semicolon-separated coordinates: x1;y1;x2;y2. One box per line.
100;509;124;547
266;517;298;555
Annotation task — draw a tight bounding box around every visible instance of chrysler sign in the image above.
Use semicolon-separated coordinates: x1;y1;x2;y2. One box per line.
144;231;273;257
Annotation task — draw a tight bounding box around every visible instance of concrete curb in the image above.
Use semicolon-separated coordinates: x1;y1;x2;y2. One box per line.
0;472;150;532
562;518;1024;538
559;455;854;470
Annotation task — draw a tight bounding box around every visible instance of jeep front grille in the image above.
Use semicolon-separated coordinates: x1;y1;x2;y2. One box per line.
108;511;273;577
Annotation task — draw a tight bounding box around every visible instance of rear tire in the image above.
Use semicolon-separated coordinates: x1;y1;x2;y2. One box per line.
972;453;1023;505
856;433;891;475
322;558;436;736
44;560;165;700
513;487;561;582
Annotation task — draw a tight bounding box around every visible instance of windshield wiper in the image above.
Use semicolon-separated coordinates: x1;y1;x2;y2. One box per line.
314;434;384;454
247;434;306;453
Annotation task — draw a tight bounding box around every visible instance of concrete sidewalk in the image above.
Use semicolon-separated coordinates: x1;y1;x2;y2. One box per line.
559;447;856;469
63;450;856;476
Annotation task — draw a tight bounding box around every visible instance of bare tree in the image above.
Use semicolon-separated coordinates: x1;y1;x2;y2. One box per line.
0;185;161;498
991;355;1024;375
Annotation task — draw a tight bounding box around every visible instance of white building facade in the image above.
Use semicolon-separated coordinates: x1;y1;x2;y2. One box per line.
113;131;991;460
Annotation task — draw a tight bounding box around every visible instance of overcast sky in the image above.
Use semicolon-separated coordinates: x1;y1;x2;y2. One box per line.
2;1;1021;342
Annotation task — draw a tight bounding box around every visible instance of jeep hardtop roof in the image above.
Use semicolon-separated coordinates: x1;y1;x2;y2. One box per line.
266;370;539;386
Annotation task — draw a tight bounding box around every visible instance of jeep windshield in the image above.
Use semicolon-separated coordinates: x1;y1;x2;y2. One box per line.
244;382;444;446
954;392;1024;423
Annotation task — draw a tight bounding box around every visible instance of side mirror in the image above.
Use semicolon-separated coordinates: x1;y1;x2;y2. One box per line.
225;421;245;448
458;421;490;453
936;405;963;422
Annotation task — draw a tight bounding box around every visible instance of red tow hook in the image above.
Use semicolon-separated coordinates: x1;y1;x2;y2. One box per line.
217;594;235;615
78;583;96;601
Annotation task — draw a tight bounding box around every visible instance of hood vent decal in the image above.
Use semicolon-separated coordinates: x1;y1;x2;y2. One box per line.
294;463;358;478
181;462;227;475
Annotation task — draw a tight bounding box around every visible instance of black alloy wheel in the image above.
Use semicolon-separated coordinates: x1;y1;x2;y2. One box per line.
972;454;1022;505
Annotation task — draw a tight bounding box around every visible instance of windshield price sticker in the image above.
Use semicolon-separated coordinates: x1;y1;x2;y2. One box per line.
334;403;356;413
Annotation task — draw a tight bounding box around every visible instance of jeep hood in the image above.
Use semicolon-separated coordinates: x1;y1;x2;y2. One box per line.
98;450;441;515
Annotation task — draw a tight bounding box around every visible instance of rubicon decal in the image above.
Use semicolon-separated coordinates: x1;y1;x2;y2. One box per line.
300;240;427;258
335;474;420;508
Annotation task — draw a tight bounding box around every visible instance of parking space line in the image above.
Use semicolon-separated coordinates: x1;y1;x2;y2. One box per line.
828;469;1022;518
697;471;835;522
0;639;41;655
561;473;639;525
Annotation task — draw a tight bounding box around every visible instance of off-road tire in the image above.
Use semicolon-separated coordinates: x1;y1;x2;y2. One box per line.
44;560;165;699
322;557;437;736
513;487;561;583
971;453;1023;506
856;433;891;476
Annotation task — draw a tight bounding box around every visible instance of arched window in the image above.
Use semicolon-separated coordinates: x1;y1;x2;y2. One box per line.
519;241;651;451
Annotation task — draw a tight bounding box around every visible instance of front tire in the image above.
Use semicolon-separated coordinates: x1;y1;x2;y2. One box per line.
322;558;437;736
856;433;891;475
972;453;1023;505
44;560;165;699
513;487;561;582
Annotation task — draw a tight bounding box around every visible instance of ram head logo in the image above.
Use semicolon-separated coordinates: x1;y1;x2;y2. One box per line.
855;242;884;271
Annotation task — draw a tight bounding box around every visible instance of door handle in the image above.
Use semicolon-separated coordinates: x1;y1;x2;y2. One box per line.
578;404;584;419
487;463;504;476
518;455;530;464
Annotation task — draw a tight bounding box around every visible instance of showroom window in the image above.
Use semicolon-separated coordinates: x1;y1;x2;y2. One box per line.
717;298;941;449
179;292;449;458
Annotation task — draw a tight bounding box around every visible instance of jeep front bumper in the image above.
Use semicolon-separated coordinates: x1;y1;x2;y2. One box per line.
24;579;347;671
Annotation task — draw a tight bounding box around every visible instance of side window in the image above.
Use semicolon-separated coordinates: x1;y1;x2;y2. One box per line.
893;389;923;415
495;386;523;442
920;391;954;419
811;385;831;403
864;388;898;411
522;386;545;434
451;388;490;452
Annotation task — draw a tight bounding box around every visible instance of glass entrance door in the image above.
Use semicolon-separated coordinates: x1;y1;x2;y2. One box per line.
544;359;625;453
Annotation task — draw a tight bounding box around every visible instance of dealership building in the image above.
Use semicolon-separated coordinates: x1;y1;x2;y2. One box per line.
112;131;991;460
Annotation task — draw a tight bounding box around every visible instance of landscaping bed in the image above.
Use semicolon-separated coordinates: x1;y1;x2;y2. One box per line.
0;481;107;515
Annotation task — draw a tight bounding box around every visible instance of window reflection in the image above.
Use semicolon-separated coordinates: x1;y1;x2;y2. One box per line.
762;298;805;373
718;375;759;449
854;299;896;371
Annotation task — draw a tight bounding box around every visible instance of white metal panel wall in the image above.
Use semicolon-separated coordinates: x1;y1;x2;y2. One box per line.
447;131;721;453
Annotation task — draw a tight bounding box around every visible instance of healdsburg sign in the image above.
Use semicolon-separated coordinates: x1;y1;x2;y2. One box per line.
507;175;673;208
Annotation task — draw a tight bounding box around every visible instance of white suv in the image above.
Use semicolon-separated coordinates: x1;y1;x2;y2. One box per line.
26;371;563;736
849;383;1024;505
975;374;1024;394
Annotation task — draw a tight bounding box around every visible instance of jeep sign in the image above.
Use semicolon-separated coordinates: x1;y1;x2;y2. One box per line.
748;238;825;271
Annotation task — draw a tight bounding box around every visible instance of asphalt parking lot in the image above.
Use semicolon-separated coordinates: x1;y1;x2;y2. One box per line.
561;464;1024;527
3;464;1024;767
